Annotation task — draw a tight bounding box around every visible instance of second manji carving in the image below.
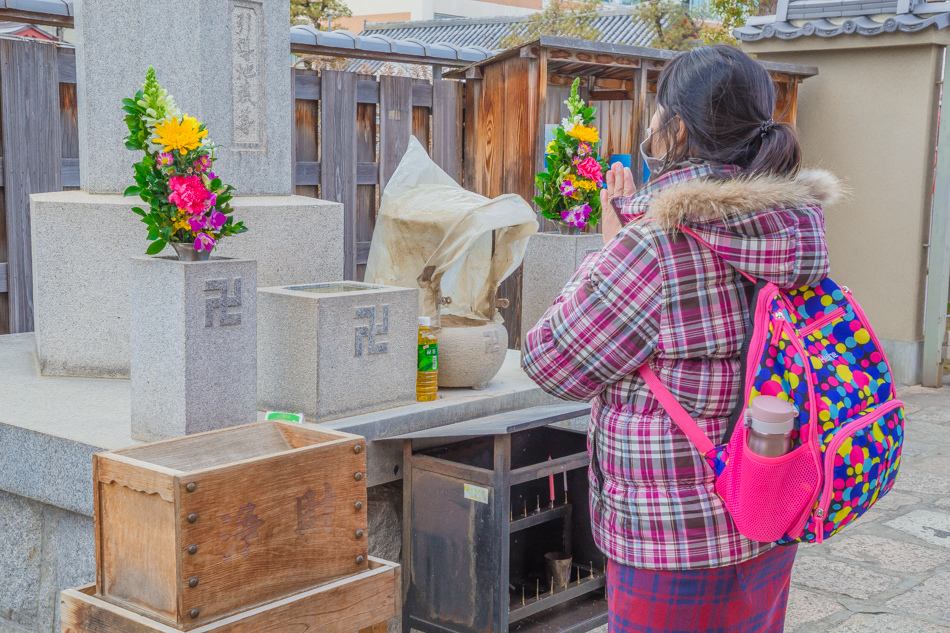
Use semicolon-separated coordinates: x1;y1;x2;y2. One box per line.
354;305;390;356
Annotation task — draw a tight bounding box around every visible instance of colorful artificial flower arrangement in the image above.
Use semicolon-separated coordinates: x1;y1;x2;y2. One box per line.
123;67;246;256
533;78;608;230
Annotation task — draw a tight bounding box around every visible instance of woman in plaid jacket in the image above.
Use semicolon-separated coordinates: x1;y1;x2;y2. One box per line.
522;46;842;632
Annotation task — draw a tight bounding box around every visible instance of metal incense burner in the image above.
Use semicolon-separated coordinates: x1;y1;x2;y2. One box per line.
395;403;607;632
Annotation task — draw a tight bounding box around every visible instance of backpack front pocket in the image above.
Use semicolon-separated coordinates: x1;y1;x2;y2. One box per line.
806;400;904;542
715;423;822;543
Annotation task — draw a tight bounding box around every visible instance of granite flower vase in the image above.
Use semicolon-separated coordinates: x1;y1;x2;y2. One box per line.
130;255;257;442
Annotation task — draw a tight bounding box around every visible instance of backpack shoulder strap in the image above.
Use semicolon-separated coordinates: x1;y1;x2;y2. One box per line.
639;364;716;455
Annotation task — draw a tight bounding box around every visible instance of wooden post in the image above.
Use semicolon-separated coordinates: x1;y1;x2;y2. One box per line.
0;38;62;333
461;78;480;191
321;70;358;281
294;69;320;199
432;79;462;183
355;74;377;281
378;75;413;196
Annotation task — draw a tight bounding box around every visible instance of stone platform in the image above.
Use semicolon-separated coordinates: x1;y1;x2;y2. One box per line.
0;332;565;632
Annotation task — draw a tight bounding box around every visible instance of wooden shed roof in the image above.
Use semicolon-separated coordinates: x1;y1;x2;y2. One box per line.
444;35;819;81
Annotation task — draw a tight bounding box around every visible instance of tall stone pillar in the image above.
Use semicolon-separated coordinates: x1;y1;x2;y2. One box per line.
30;0;345;380
75;0;292;195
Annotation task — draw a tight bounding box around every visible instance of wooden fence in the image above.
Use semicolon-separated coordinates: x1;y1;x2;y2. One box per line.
0;38;464;334
292;70;462;280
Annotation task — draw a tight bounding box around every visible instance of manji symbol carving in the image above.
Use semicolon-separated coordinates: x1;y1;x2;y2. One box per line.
295;482;337;538
219;502;264;560
354;305;389;356
484;330;502;354
205;278;243;327
230;0;264;150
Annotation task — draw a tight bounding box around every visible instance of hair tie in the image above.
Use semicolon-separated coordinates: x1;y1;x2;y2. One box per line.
759;118;775;138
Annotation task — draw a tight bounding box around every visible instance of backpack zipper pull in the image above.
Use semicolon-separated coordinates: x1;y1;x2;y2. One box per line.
769;314;785;346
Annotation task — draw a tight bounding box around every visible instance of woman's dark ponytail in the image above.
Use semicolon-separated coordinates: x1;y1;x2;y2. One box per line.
653;45;803;178
747;121;802;176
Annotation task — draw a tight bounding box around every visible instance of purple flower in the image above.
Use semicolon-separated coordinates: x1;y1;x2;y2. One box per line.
194;233;215;251
188;214;208;232
204;193;217;211
561;203;592;228
209;210;227;230
196;155;212;172
559;179;577;197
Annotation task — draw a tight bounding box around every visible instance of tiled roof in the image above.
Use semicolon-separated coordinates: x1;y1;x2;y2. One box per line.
735;0;950;40
290;26;493;65
0;0;72;17
360;7;657;51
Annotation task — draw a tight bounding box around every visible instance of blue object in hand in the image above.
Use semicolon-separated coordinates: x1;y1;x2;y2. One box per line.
607;155;632;189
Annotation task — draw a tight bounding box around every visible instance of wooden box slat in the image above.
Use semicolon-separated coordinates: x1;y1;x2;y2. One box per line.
94;421;368;630
62;557;400;633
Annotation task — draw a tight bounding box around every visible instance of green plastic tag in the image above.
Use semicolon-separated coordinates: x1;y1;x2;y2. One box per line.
265;411;303;424
418;343;438;372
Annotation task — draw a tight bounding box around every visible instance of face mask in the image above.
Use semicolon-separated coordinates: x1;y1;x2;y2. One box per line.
640;128;670;176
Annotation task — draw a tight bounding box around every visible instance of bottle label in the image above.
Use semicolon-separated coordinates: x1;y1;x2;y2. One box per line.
418;343;438;372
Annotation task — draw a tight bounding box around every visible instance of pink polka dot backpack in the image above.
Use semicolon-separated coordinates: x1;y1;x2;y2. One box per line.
641;227;905;545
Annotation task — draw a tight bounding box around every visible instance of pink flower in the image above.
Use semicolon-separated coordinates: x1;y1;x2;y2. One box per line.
209;210;227;230
578;142;593;156
561;203;592;228
204;193;217;211
188;214;208;232
559;179;577;197
168;175;211;216
577;157;604;184
194;233;215;251
196;155;212;172
156;152;175;167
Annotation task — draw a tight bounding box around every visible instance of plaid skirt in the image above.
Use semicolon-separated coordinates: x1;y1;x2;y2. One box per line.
606;544;797;633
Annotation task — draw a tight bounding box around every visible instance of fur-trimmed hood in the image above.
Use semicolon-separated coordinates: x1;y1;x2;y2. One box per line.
622;166;841;288
644;168;845;231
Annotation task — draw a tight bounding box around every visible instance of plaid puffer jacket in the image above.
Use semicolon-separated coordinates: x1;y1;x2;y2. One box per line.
522;163;841;570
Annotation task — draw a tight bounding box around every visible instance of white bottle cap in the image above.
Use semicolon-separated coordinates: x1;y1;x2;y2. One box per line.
418;316;431;327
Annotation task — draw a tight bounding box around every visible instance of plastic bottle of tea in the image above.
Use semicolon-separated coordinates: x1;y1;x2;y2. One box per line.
417;316;438;402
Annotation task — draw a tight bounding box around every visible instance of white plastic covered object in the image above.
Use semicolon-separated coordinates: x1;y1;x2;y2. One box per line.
365;137;538;326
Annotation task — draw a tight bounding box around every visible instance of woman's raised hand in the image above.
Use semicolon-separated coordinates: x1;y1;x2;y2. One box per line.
600;162;636;246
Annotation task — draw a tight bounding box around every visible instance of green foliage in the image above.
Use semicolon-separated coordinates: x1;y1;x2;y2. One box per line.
499;0;602;49
632;0;703;51
702;0;759;44
290;0;352;27
534;78;609;229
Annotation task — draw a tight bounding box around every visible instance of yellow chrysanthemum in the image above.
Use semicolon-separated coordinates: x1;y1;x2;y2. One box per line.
153;116;208;155
575;178;599;191
172;212;191;232
567;125;599;144
546;139;558;154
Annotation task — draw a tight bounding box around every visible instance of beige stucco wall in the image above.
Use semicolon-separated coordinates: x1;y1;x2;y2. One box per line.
744;30;949;382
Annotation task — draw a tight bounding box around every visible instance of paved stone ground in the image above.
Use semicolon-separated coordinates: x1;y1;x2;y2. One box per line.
589;383;950;633
783;384;950;632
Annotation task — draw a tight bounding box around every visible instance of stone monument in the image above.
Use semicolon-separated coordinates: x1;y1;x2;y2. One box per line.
30;0;344;379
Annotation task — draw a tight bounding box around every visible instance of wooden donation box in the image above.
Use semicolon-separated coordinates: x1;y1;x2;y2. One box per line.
61;421;400;633
397;403;607;633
